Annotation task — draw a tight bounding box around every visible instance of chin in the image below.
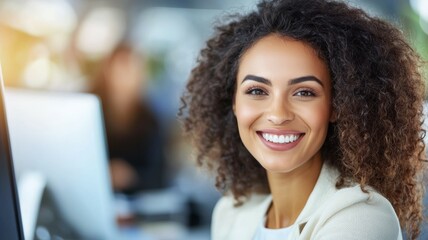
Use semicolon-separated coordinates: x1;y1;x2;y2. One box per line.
259;159;299;173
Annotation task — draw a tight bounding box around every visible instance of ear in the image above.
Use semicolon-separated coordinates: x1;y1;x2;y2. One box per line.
232;103;236;116
232;94;236;115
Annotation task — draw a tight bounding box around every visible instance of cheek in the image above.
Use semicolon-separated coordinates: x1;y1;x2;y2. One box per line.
235;107;252;130
234;99;263;128
300;101;331;131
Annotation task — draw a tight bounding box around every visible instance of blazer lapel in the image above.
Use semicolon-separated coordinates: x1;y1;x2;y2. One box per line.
291;163;339;237
230;194;272;239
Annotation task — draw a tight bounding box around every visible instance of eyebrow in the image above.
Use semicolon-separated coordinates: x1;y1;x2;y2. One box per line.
242;75;271;86
289;76;324;87
241;74;324;87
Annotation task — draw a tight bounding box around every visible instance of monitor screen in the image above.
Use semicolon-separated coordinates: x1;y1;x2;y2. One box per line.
5;87;120;240
0;67;25;240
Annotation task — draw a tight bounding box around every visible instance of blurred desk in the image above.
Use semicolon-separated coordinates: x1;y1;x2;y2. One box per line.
119;224;210;240
115;188;212;240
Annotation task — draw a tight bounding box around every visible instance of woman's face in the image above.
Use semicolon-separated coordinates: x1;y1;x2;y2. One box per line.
234;35;333;174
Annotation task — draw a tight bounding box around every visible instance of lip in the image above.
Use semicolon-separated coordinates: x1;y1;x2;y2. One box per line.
256;130;304;151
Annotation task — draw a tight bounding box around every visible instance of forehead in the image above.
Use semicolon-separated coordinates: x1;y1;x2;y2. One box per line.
238;34;330;84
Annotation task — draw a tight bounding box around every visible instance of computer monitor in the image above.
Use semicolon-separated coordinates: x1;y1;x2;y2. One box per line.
5;88;121;240
0;68;25;240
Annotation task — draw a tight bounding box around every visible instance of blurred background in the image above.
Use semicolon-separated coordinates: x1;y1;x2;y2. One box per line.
0;0;426;240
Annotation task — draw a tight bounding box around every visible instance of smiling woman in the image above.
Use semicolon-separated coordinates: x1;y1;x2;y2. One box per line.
234;36;332;175
179;0;426;239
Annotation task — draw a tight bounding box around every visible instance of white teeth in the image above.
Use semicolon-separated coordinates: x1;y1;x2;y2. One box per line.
273;135;279;143
262;133;300;144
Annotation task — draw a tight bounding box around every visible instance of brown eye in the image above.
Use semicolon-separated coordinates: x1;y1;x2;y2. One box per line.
246;88;267;95
294;90;315;97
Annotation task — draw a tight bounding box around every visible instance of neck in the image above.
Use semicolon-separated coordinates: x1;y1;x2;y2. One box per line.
266;156;323;229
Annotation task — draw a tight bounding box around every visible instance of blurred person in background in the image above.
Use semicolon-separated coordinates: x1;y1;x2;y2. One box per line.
91;42;166;194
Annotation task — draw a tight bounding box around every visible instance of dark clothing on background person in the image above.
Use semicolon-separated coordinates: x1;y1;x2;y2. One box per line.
103;101;165;194
90;42;165;194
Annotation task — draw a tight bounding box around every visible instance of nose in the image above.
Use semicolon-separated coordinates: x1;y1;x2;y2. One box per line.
267;97;294;125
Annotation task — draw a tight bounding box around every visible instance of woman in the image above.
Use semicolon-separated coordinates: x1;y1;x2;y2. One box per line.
180;0;426;239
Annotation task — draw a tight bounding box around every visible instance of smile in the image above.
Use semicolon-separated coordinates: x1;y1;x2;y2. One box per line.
262;133;300;144
257;130;304;151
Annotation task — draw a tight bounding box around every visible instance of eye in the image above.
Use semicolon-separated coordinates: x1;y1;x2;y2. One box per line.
294;89;316;97
246;87;268;96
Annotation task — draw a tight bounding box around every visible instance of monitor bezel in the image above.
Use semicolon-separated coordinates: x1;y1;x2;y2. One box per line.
0;65;25;240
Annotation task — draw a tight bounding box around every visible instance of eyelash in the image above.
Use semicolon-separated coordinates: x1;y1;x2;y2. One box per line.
244;86;317;98
294;89;317;97
245;86;268;96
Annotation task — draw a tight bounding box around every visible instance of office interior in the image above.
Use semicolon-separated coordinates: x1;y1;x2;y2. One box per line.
0;0;427;239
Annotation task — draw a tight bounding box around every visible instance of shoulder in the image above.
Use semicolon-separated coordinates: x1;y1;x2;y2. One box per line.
211;194;235;229
309;185;402;240
212;193;271;240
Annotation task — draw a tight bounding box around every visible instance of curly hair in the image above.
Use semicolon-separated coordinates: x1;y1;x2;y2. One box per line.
179;0;426;238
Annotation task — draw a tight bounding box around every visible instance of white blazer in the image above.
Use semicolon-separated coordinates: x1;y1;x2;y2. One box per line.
211;163;402;240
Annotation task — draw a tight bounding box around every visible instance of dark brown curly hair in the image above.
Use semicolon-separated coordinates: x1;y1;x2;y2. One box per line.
179;0;426;238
